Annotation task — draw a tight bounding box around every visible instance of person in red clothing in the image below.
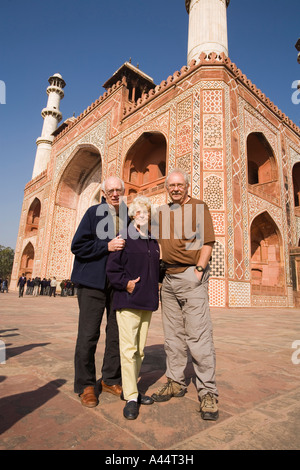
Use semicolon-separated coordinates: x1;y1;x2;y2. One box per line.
106;195;160;420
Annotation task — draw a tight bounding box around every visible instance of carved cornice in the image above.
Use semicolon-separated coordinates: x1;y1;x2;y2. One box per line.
185;0;230;13
53;52;300;143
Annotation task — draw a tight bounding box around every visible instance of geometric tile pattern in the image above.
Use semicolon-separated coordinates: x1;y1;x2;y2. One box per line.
203;175;224;210
203;115;223;148
176;153;192;174
203;150;223;170
228;281;251;307
251;295;287;307
176;121;192;156
203;89;223;113
192;89;201;198
47;206;76;279
211;212;225;235
210;240;225;278
177;95;193;124
208;278;226;307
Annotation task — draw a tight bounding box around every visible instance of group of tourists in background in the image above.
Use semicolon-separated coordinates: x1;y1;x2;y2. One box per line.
71;169;219;422
15;275;78;298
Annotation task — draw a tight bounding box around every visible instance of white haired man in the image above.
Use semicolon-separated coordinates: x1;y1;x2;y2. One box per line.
71;176;129;407
151;169;219;420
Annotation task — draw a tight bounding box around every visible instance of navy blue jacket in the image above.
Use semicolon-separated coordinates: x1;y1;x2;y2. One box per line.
17;276;27;287
71;197;129;290
106;227;160;312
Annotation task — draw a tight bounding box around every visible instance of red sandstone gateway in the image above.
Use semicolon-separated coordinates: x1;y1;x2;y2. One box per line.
11;0;300;308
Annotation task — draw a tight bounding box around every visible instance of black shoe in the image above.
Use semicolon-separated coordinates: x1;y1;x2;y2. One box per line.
121;392;154;405
138;394;154;405
123;400;139;420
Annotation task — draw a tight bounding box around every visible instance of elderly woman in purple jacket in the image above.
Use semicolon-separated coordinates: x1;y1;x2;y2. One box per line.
106;195;160;420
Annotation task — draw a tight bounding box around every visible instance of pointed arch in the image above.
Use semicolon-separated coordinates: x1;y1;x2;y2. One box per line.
56;144;102;210
19;242;35;279
123;131;167;201
250;211;285;295
25;198;41;236
292;161;300;212
247;132;279;203
47;145;102;281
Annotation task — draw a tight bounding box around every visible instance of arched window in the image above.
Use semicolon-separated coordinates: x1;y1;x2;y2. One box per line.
20;242;35;278
247;133;279;202
250;212;284;295
292;162;300;210
123;132;167;200
56;145;101;210
25;198;41;236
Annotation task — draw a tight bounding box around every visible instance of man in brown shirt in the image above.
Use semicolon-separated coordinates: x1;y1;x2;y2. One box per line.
151;169;219;420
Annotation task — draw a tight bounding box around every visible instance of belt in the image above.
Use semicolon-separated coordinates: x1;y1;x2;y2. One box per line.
162;262;194;269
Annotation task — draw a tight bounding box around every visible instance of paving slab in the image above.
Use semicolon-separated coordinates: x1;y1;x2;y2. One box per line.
0;292;300;451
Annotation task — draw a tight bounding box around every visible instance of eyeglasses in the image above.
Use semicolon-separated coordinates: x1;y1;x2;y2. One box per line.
105;188;123;196
167;183;186;190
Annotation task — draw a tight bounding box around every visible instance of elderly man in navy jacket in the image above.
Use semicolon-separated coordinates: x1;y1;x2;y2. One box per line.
71;176;129;407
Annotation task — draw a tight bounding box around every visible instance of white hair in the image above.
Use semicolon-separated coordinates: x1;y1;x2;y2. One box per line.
128;195;152;218
165;168;190;188
101;176;125;192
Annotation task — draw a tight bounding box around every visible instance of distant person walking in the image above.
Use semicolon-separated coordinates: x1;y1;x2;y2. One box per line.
17;274;27;298
1;279;8;293
50;277;57;297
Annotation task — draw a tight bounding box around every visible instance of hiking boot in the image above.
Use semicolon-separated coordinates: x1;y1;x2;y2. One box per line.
199;392;219;421
151;379;186;402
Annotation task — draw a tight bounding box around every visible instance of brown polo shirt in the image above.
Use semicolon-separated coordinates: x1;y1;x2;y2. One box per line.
158;197;215;274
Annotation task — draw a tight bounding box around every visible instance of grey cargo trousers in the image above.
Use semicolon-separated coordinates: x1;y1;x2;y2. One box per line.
161;266;218;399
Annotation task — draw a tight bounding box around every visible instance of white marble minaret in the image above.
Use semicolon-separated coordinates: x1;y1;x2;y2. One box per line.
32;73;66;178
186;0;230;64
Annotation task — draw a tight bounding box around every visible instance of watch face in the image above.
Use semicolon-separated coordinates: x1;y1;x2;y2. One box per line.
196;266;204;272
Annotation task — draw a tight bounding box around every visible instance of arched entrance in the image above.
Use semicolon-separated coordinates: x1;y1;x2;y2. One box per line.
292;162;300;215
247;132;279;203
25;198;41;236
19;242;34;279
48;145;102;280
250;212;285;296
56;145;101;210
123;132;167;202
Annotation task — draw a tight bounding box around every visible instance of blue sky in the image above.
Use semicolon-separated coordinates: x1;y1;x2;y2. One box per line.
0;0;299;249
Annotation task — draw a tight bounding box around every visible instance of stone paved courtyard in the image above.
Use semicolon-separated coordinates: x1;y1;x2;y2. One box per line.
0;291;300;451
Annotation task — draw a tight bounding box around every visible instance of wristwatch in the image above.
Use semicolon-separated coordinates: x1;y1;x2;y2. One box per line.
195;265;205;272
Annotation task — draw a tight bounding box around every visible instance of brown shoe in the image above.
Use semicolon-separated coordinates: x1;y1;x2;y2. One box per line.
80;386;98;408
101;380;122;396
199;392;219;421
